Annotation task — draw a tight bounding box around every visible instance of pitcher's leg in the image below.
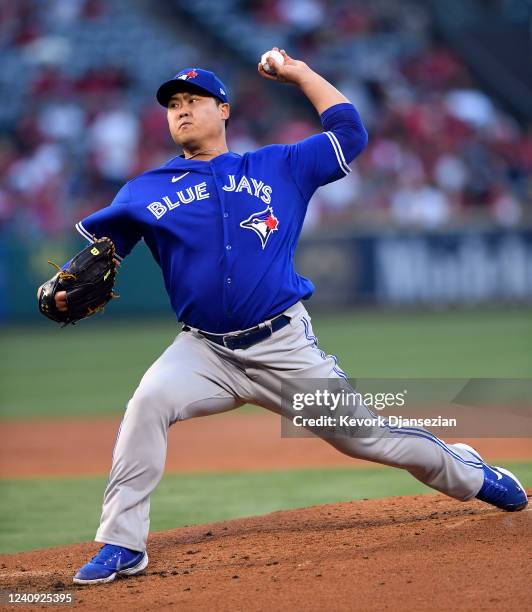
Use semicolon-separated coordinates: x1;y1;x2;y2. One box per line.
96;331;245;551
253;374;484;500
246;304;484;501
324;413;485;500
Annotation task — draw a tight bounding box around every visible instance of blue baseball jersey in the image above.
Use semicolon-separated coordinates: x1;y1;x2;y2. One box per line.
76;103;367;333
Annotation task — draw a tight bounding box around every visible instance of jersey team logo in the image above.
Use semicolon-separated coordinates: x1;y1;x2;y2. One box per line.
240;206;279;249
177;70;198;81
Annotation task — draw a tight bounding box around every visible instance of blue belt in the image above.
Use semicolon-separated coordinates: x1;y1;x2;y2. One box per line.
184;314;291;350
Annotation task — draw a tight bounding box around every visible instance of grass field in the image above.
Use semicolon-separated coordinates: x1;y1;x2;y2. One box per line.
1;308;531;554
1;462;531;554
1;308;531;419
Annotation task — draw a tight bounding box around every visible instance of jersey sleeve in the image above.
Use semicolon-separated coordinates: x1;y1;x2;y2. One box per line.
75;183;141;261
285;102;368;201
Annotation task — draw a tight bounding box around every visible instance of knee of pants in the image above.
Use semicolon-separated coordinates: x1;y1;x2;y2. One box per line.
127;368;238;426
324;434;392;463
126;383;176;429
178;396;238;421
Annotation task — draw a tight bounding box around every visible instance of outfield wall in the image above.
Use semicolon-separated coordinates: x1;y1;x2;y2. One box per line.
298;227;532;308
3;227;532;321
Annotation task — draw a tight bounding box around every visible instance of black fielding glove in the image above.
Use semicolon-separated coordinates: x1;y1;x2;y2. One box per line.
39;237;119;326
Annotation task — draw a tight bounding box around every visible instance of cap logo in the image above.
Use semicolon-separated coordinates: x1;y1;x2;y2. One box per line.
177;69;198;81
219;88;226;96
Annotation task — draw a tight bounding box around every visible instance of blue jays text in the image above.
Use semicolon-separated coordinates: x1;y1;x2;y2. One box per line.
147;173;273;220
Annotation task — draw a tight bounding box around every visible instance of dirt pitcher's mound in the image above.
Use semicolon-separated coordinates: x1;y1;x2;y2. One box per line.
1;493;530;611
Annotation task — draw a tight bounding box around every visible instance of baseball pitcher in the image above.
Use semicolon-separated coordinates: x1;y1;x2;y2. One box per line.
37;49;527;585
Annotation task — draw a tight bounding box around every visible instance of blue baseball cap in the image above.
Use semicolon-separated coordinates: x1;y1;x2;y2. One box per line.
156;68;229;107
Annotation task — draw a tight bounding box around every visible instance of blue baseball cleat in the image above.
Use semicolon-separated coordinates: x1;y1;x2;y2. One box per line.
454;443;528;512
73;544;148;585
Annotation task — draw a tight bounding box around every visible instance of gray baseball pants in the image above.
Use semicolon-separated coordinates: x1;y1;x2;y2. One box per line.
96;301;484;551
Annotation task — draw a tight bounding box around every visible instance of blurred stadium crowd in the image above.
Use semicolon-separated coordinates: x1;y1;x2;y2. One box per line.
0;0;530;239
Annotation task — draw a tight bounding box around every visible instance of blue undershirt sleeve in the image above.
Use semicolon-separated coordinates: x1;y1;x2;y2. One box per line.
285;102;368;201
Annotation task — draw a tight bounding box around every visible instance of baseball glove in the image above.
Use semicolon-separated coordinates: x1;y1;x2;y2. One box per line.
38;237;119;326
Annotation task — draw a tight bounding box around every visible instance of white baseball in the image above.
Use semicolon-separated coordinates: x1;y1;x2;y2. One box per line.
261;49;285;74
